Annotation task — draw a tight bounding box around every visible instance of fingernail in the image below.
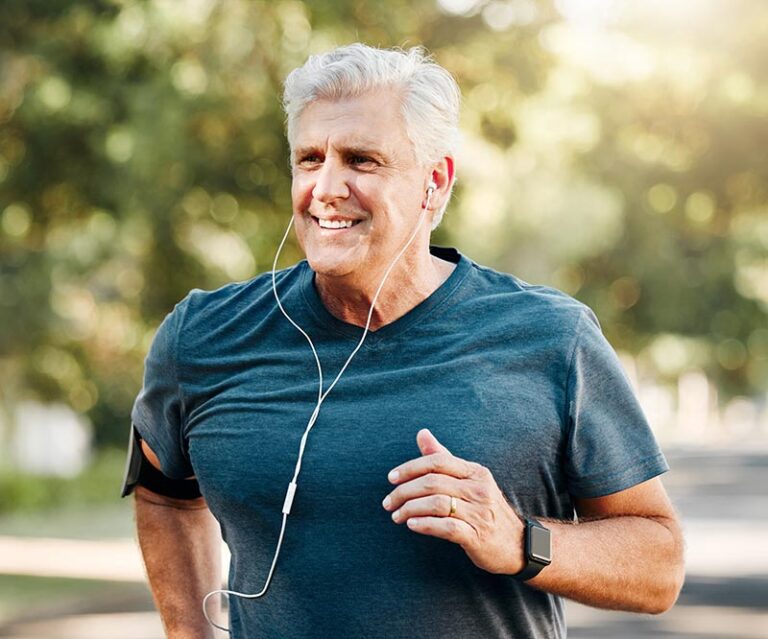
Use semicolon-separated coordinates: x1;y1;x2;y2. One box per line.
382;496;391;509
392;509;401;522
407;518;421;527
388;470;400;482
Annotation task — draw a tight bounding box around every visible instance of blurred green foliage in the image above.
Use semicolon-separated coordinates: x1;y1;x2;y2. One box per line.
0;448;125;513
1;0;767;455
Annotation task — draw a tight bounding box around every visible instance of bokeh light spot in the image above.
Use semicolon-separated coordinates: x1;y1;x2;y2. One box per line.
647;183;677;214
211;193;239;224
648;334;690;375
2;203;32;237
611;276;641;310
69;381;99;413
685;191;716;224
555;264;585;295
116;267;145;299
482;1;538;31
38;76;72;111
438;0;483;17
105;128;134;163
181;187;212;218
171;59;208;96
35;345;82;382
88;210;117;243
716;338;747;371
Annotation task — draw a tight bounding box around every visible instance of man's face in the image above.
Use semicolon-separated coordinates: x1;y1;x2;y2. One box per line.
290;91;429;286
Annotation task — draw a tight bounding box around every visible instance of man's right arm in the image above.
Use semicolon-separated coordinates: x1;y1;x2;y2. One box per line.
135;441;223;639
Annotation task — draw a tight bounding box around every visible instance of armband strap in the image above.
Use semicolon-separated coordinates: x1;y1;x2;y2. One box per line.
120;425;202;500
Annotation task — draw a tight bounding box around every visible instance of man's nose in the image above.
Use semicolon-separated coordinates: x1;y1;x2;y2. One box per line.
312;158;350;203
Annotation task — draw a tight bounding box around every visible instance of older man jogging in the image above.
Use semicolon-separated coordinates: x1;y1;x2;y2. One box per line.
123;43;684;638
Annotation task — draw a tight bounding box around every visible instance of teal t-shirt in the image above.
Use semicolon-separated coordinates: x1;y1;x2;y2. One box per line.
131;246;668;638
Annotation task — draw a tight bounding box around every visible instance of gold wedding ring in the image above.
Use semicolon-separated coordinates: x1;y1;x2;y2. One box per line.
449;496;457;517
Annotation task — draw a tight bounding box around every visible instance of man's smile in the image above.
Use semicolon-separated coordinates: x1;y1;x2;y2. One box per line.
310;214;365;231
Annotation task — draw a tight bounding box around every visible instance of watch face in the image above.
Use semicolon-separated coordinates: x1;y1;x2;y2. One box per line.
529;524;552;563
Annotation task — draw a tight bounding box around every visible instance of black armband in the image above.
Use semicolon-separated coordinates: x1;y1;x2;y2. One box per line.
120;425;202;500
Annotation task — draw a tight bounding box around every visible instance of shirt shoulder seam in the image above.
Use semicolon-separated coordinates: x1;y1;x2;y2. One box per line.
561;308;590;436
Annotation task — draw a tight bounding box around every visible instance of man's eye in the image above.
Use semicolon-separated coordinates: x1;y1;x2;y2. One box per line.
350;155;375;166
299;154;322;165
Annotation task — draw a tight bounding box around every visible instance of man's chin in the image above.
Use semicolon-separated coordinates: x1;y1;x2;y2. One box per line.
305;255;359;279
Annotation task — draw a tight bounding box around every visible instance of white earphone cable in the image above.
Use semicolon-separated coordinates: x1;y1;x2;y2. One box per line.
203;188;435;632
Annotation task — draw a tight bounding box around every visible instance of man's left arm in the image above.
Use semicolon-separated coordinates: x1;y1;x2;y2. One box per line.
383;429;685;614
528;477;685;613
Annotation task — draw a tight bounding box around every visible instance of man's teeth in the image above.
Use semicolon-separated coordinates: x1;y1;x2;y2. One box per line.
317;218;357;229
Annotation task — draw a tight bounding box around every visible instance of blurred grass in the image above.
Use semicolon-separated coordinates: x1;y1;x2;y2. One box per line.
0;448;126;515
0;501;134;540
0;575;151;627
0;446;134;539
0;452;147;630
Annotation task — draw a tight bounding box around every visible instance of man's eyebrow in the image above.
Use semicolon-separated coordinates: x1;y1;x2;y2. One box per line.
343;145;388;160
293;142;391;161
294;145;320;158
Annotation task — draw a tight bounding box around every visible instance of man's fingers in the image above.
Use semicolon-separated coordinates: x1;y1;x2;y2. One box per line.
416;428;451;456
405;515;476;545
383;473;468;512
388;452;477;485
390;493;485;526
389;494;454;522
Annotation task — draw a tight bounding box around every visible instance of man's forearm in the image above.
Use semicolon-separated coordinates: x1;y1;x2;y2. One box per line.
528;515;685;614
135;487;223;639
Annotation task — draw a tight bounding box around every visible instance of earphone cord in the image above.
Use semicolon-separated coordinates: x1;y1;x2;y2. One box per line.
202;190;434;632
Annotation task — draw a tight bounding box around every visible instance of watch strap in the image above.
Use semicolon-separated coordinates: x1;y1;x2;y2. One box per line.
513;517;551;582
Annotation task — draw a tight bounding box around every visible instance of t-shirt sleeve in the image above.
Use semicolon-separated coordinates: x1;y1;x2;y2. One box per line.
564;309;669;498
130;297;194;479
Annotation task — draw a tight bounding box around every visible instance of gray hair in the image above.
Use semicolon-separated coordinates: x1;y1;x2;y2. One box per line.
283;43;461;229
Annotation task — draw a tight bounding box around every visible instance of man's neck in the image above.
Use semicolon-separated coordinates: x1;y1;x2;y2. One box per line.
314;255;456;331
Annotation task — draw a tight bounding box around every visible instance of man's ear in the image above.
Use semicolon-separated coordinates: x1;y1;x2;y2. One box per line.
425;155;455;212
431;155;455;195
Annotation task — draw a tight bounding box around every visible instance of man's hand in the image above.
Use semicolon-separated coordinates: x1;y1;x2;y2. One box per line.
382;428;527;575
383;429;685;614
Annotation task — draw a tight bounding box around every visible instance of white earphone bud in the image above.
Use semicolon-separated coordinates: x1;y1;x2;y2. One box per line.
427;180;437;194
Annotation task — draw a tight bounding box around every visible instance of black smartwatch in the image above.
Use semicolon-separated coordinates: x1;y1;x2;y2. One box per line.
513;517;552;582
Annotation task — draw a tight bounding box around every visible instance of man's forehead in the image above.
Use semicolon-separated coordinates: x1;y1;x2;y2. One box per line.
293;93;409;149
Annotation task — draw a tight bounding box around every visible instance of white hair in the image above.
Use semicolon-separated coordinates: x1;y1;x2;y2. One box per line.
282;43;461;229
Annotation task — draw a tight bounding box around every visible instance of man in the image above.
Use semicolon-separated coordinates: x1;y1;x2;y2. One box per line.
123;44;684;638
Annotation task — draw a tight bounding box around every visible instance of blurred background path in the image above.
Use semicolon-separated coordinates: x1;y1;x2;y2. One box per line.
569;446;768;639
0;445;766;638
